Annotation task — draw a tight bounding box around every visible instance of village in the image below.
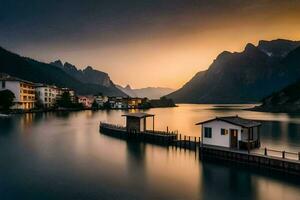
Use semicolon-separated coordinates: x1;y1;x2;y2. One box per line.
0;73;169;111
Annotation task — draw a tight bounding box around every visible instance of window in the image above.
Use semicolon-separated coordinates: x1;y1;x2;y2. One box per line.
204;127;212;138
1;81;5;88
221;128;228;135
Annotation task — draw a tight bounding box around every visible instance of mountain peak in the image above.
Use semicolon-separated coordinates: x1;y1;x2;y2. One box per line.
244;43;257;52
50;60;64;68
125;84;132;90
84;66;94;71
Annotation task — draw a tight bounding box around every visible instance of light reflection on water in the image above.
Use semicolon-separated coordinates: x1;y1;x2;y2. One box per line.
0;104;299;200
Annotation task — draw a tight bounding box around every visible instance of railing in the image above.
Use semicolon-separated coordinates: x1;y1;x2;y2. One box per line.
253;147;300;161
145;129;178;136
100;122;178;136
100;122;126;130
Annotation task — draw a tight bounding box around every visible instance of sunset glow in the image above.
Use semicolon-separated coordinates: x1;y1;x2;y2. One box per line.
1;1;300;88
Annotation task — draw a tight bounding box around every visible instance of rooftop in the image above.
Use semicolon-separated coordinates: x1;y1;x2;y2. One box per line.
196;115;261;128
122;112;155;118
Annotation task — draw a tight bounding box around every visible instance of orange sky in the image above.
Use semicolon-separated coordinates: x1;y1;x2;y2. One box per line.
2;1;300;89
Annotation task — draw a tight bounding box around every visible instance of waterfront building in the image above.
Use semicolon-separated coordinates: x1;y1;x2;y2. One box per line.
35;84;58;108
78;96;95;108
126;97;143;109
196;116;261;150
0;74;36;110
108;96;127;109
94;95;108;107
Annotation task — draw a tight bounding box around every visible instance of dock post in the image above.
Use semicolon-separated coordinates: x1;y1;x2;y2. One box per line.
264;148;267;156
179;134;182;148
282;151;285;159
194;137;196;150
184;135;186;149
189;136;191;149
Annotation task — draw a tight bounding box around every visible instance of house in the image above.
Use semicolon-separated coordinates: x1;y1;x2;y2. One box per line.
78;96;95;108
0;74;36;110
126;97;144;109
94;95;108;107
196;116;261;150
108;96;126;109
35;84;58;108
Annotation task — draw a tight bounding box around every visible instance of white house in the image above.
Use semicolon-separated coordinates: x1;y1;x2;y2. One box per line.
36;84;58;108
196;116;261;150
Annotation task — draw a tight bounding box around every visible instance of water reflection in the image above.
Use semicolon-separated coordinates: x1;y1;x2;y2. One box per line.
0;105;300;199
200;161;257;200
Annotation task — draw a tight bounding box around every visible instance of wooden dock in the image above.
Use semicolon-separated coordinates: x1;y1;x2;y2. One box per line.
99;122;300;175
100;122;177;145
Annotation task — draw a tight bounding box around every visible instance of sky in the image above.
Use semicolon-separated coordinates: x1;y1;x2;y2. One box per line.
1;0;300;89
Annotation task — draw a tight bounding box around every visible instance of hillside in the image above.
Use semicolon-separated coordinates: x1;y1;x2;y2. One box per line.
0;47;126;96
166;39;300;103
251;46;300;112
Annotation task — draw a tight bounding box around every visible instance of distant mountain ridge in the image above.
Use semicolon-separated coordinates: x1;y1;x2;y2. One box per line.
166;39;300;103
116;84;174;99
0;46;126;96
50;60;112;87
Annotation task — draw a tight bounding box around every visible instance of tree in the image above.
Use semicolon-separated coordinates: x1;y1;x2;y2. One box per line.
56;92;73;108
0;90;15;110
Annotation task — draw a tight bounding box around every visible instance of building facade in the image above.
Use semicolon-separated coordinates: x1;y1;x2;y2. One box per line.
196;116;261;150
78;96;95;108
0;75;36;110
94;95;108;107
35;84;58;108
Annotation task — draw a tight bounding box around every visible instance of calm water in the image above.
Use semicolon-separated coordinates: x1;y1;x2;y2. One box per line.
0;104;300;200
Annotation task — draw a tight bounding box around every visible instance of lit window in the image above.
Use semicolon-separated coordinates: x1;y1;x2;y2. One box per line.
221;129;228;135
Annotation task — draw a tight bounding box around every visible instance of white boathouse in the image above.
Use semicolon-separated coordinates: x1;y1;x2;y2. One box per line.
196;116;261;150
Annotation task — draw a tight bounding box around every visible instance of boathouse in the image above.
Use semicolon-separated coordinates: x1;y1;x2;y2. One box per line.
196;116;261;150
122;113;155;133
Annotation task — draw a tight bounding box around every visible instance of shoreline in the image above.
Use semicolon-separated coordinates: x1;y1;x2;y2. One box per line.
0;105;177;115
246;105;300;114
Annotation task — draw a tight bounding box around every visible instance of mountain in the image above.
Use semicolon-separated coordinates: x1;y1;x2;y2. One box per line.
116;85;174;99
0;46;126;96
50;60;112;87
257;39;300;58
116;85;138;97
166;39;300;103
252;46;300;112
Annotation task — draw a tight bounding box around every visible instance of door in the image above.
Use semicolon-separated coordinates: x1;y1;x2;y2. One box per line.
230;129;238;148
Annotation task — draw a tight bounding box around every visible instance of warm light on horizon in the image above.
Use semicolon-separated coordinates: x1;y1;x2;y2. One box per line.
2;1;300;89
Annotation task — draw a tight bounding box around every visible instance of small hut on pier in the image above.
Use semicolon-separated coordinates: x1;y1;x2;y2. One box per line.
196;116;261;150
122;113;155;133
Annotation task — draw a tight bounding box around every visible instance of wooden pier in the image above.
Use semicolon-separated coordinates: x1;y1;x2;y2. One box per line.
100;122;177;145
100;122;300;175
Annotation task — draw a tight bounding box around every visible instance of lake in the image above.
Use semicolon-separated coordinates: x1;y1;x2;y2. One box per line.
0;104;300;200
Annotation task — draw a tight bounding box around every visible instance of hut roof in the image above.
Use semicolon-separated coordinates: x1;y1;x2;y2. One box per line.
122;112;154;118
196;116;261;128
